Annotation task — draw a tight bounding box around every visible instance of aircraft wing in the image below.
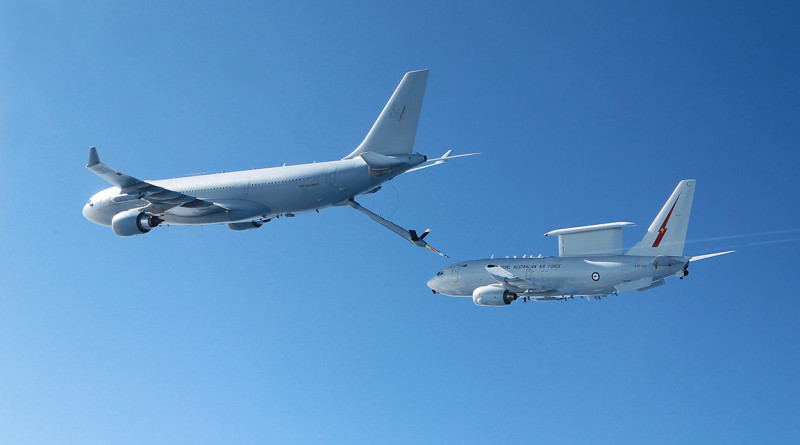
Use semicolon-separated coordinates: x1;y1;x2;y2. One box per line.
86;147;225;216
485;265;558;294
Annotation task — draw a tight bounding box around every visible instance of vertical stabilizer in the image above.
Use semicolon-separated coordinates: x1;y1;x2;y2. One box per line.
625;180;696;257
344;70;429;159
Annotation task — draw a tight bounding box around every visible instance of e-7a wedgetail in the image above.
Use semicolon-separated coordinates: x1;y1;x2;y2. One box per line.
428;180;733;305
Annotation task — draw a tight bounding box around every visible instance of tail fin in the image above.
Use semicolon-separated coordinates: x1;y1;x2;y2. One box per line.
343;70;429;159
625;179;696;257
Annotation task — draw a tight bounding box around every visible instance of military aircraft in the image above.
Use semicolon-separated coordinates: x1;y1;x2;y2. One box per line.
83;69;476;255
427;179;733;305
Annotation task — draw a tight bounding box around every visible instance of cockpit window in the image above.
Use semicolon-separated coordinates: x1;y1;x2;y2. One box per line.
436;271;444;276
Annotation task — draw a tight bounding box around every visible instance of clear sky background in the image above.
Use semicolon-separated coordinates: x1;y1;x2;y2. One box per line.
1;1;799;444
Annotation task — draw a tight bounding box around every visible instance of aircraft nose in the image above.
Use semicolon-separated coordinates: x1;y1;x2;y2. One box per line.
427;275;440;294
82;200;108;225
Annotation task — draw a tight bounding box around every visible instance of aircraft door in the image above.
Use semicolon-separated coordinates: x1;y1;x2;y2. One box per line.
240;177;252;195
450;266;459;284
326;165;337;186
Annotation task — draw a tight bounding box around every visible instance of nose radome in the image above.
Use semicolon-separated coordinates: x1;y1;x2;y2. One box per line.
82;201;109;226
427;275;439;294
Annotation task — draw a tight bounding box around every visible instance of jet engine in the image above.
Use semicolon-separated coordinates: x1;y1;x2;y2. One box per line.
227;221;263;231
472;285;517;307
111;209;163;237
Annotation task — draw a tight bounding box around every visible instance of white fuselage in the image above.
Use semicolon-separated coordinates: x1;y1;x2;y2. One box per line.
427;255;689;299
83;156;411;227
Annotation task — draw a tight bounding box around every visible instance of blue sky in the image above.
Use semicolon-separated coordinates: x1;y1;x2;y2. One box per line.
1;1;799;443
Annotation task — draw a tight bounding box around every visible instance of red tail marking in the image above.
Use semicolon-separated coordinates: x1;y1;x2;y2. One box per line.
652;194;680;247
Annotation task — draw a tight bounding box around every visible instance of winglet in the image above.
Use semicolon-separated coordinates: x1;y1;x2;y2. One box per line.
87;146;100;167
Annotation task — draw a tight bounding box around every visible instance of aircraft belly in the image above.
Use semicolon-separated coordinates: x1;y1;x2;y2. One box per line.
243;184;307;214
161;205;266;225
255;186;345;214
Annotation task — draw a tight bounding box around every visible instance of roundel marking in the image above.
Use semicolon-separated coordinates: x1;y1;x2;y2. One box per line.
591;272;600;281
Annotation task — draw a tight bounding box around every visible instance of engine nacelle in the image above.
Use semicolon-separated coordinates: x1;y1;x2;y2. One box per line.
227;221;263;231
111;209;161;237
472;285;517;307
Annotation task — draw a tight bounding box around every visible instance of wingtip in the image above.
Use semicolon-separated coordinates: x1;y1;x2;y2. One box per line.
87;146;100;167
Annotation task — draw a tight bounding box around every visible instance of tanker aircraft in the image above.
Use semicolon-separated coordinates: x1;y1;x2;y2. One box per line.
83;70;475;255
427;180;733;306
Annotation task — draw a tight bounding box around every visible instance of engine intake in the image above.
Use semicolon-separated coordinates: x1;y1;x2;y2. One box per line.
472;285;517;307
111;209;162;237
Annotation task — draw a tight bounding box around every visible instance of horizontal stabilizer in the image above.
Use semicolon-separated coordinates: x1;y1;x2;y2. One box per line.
402;150;481;174
689;250;735;262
